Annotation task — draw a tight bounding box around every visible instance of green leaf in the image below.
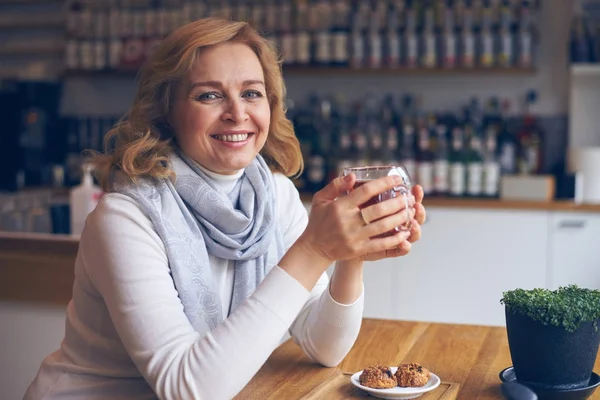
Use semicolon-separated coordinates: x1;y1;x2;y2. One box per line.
500;285;600;333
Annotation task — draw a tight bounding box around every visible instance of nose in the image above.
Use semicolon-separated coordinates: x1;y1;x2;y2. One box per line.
221;97;249;123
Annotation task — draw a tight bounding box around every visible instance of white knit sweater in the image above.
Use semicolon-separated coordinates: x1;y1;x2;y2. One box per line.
24;171;364;400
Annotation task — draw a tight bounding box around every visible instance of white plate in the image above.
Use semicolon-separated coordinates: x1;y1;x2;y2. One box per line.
350;367;441;400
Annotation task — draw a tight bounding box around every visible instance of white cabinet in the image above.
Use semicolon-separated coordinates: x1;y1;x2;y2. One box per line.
0;302;66;400
547;212;600;290
382;207;549;326
361;261;395;320
325;201;599;326
569;65;600;149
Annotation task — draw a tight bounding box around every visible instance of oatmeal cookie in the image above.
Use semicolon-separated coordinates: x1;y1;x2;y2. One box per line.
359;364;397;389
395;362;431;387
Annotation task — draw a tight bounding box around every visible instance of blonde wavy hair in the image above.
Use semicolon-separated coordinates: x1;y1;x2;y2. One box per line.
90;17;303;191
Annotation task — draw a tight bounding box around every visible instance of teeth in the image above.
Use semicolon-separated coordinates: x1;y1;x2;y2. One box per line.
214;133;249;142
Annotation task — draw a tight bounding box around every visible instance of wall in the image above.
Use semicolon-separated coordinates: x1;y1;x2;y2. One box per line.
0;302;66;400
61;0;573;117
0;1;576;399
58;1;574;174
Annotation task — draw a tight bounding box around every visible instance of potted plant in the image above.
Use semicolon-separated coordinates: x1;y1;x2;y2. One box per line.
500;285;600;391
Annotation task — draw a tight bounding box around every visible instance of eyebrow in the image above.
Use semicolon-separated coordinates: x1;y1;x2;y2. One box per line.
188;80;265;92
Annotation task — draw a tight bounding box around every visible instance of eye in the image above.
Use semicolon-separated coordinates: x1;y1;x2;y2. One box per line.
196;92;221;101
243;90;264;99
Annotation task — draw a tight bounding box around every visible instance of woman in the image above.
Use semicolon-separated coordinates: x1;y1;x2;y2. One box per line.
25;18;425;400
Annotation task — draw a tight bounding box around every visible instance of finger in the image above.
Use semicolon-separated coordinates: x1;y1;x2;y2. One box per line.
412;184;424;203
360;193;416;225
313;172;356;204
363;207;415;239
397;239;412;255
413;203;427;225
347;175;404;208
407;221;421;243
357;227;409;255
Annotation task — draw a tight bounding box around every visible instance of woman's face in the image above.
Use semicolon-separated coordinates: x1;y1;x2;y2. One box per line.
170;42;270;175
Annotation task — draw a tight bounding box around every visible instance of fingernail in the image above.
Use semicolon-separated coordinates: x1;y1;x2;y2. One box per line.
343;174;352;182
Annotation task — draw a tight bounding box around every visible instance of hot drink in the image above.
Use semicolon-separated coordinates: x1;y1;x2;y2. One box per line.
344;165;413;236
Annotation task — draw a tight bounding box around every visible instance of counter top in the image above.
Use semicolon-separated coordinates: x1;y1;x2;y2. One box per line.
0;232;78;305
2;195;600;305
299;193;600;212
422;197;600;212
235;318;600;399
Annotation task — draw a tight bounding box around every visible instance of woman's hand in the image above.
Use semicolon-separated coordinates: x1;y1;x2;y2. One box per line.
280;174;418;291
295;172;416;267
360;184;427;261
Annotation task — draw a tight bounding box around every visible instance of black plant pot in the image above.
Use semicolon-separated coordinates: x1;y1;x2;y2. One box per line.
505;307;600;391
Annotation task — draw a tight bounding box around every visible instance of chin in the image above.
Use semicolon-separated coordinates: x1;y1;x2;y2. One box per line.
216;160;253;174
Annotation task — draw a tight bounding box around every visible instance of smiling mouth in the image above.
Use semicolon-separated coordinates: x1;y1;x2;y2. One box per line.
211;132;253;142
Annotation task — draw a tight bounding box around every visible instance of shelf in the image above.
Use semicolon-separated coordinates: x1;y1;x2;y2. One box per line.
298;193;600;213
0;0;62;4
63;66;537;80
0;41;63;56
571;64;600;77
281;66;537;76
0;13;63;30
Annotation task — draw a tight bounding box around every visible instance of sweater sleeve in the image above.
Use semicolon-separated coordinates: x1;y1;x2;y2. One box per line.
274;175;364;367
83;194;313;400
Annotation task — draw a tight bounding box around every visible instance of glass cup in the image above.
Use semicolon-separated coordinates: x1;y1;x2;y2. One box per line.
342;165;413;236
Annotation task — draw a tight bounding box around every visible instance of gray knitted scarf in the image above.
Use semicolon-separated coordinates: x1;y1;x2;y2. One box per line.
113;150;285;336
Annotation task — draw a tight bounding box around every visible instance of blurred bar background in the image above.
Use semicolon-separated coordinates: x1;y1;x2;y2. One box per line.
2;1;600;399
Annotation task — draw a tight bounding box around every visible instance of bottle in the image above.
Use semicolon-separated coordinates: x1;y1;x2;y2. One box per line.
404;2;419;68
433;120;449;196
294;0;311;66
465;124;484;197
441;1;457;69
569;0;593;64
107;0;122;71
421;4;438;68
349;101;369;167
349;7;365;69
383;2;401;68
482;98;502;197
331;0;351;67
366;6;382;69
121;0;146;70
483;124;501;197
70;165;103;235
279;0;295;66
516;89;543;175
497;0;514;68
332;111;353;179
448;125;467;197
65;0;82;71
399;95;417;181
478;5;495;68
92;1;108;71
78;0;95;71
460;4;476;68
517;0;534;68
416;117;435;196
497;99;517;175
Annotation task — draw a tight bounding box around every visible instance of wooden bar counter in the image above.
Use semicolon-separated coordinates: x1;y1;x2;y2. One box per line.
237;318;600;400
3;197;598;305
2;230;600;399
301;194;600;213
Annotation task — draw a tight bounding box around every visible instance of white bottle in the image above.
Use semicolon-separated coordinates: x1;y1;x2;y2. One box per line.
70;165;103;235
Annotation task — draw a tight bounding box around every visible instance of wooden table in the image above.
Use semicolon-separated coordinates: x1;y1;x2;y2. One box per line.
236;318;600;399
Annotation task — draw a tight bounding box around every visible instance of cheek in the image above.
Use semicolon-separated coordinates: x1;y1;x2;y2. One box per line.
257;104;271;132
173;103;211;141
